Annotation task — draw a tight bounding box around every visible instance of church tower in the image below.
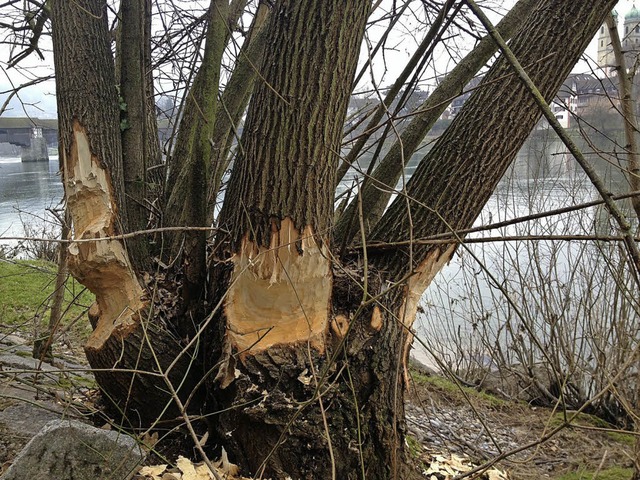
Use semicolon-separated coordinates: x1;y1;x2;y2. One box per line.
624;5;640;67
597;10;617;73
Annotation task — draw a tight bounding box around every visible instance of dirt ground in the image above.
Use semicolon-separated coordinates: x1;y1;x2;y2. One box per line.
407;370;635;479
0;331;635;479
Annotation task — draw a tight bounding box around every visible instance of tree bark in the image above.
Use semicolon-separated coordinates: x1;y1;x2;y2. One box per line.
51;0;199;425
371;0;617;275
118;0;161;268
334;0;536;246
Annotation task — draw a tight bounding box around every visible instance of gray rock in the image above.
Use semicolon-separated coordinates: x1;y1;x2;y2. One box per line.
0;403;62;437
1;420;144;480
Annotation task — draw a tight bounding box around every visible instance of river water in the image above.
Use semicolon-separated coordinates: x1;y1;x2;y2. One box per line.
0;156;63;248
0;133;635;380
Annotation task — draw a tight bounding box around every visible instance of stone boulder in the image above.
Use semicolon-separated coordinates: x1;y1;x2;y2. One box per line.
1;420;144;480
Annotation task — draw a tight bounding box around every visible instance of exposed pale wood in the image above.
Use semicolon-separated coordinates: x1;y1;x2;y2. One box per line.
225;219;331;353
400;245;457;330
370;305;383;331
399;245;456;384
63;120;144;351
331;314;350;338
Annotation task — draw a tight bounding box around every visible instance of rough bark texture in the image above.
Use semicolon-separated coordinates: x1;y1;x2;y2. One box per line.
118;0;160;267
334;0;536;246
217;0;367;250
209;266;419;479
51;0;198;425
164;0;228;322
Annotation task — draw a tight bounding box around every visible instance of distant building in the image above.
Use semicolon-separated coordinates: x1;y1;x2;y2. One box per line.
549;74;618;128
597;6;640;74
597;12;617;73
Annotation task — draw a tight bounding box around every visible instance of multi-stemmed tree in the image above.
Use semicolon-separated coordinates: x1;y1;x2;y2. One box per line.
34;0;618;477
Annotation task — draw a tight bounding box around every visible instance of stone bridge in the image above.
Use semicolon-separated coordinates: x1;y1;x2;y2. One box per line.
0;117;173;161
0;118;58;148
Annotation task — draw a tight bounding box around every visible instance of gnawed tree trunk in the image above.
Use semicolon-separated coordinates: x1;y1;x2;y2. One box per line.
51;0;199;425
366;0;616;365
49;0;617;478
208;1;615;478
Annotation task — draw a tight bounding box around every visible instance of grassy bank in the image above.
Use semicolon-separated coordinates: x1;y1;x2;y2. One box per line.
0;259;94;344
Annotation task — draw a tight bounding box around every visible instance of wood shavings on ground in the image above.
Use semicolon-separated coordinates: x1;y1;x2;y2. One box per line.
423;453;509;479
135;450;509;480
135;453;251;480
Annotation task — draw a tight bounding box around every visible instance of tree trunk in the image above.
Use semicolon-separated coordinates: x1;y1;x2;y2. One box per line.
51;0;199;426
208;1;382;477
48;0;619;478
164;0;228;322
118;0;161;268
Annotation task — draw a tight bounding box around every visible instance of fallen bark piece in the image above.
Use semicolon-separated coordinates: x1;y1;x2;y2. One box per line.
423;453;509;479
2;419;144;480
135;454;252;480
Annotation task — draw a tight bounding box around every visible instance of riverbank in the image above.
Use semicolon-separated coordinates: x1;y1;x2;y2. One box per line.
1;329;633;479
0;260;635;479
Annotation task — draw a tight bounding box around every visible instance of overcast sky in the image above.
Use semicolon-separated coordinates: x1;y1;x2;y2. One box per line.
0;1;635;120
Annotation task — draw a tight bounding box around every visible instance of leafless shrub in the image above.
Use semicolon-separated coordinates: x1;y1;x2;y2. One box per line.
12;209;61;262
416;132;640;424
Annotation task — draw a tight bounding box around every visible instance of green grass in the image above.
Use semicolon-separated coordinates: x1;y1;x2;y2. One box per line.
549;411;635;446
608;431;635;446
405;435;422;459
410;369;507;407
555;467;633;480
549;411;610;429
0;259;94;343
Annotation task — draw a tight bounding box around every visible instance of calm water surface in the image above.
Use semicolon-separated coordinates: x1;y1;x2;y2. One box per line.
0;144;619;370
0;156;63;242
